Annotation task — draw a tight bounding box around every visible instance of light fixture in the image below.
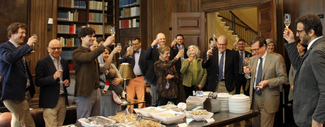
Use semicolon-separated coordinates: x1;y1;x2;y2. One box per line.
118;63;136;105
47;18;53;31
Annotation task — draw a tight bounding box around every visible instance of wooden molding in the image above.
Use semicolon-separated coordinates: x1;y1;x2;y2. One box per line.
201;0;262;12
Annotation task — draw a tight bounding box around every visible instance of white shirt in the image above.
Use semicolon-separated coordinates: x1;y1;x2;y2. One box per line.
49;54;65;94
218;51;226;79
307;36;323;50
133;48;143;75
253;51;267;89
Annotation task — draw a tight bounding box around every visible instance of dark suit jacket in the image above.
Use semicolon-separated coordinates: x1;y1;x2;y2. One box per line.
118;49;149;76
144;45;160;84
169;46;188;75
285;38;325;126
0;41;35;100
236;50;252;82
73;46;104;97
35;55;70;108
202;49;239;92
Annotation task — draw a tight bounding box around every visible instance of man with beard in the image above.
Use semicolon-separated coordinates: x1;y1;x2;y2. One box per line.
284;14;325;127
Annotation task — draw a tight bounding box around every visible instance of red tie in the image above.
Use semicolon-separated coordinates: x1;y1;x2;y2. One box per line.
105;79;110;86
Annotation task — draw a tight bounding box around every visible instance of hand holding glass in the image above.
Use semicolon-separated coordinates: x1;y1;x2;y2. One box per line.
243;59;251;79
58;64;64;84
128;40;133;58
110;27;116;46
31;34;37;53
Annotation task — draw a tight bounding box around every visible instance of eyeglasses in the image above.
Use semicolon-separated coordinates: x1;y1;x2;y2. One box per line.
297;30;305;34
218;44;227;46
252;47;261;52
132;43;140;46
49;47;62;50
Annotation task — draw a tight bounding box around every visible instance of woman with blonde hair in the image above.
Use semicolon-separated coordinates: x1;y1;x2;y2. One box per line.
154;45;184;105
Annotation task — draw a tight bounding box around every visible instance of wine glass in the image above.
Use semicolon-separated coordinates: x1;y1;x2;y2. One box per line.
31;34;37;53
243;57;251;79
128;40;133;58
110;26;116;46
209;43;214;56
213;34;216;41
173;38;177;49
284;13;291;28
58;64;64;84
116;43;122;59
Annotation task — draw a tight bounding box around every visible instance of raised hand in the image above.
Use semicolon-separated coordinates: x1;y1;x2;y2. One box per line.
283;28;295;43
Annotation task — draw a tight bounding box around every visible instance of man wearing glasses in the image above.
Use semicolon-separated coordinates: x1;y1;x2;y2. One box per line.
244;36;287;127
35;39;70;127
202;35;239;94
284;14;325;127
119;37;148;112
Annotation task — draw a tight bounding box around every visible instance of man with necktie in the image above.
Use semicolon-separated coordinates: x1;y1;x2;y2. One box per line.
119;37;149;112
0;22;37;127
244;36;287;127
202;35;239;94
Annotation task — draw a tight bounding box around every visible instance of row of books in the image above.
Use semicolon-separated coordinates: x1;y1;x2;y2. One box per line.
58;0;86;9
58;10;79;21
89;13;107;23
89;1;108;10
119;7;140;18
88;24;111;34
119;18;139;29
119;0;140;8
57;25;83;34
57;37;81;47
61;51;73;60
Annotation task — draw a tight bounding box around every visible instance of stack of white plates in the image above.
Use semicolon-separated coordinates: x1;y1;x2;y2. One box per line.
228;94;250;113
217;93;232;111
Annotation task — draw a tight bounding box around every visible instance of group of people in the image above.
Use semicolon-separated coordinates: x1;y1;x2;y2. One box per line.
0;13;324;127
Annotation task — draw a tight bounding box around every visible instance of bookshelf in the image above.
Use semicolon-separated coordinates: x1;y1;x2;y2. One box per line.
117;0;147;53
55;0;116;72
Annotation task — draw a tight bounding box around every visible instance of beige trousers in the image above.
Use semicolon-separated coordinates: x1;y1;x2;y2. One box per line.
3;91;35;127
43;96;66;127
252;92;275;127
126;76;146;112
215;81;235;94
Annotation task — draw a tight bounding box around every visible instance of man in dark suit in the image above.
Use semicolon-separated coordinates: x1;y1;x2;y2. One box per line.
35;39;70;127
284;14;325;127
73;27;114;121
202;35;239;93
169;34;188;101
0;22;37;127
202;37;217;90
144;33;166;106
244;36;287;127
233;39;252;95
119;37;149;111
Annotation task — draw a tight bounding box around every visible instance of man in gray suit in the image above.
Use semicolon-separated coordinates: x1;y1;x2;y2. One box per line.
284;14;325;127
244;36;287;127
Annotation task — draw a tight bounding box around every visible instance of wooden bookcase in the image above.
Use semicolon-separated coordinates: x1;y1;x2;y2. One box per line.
54;0;116;72
116;0;147;53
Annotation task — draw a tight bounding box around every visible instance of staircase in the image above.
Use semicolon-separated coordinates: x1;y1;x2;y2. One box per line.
215;11;258;50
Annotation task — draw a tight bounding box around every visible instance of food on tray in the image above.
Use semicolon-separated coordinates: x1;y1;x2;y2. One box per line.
156;113;176;117
141;109;162;113
160;105;178;110
134;119;161;127
111;112;136;123
190;110;209;116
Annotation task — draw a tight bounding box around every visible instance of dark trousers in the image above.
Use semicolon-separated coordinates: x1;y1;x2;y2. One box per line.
158;96;177;106
237;74;249;96
183;86;196;100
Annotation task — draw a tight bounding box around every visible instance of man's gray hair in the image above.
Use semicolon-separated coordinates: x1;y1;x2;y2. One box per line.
217;35;228;44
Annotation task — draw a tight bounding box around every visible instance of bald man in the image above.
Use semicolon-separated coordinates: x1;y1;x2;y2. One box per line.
144;33;167;106
35;39;70;127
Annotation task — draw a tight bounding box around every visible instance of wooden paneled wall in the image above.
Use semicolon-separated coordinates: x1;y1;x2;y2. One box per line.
146;0;201;49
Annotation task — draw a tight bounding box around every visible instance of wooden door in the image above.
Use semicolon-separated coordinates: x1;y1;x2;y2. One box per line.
257;1;277;40
172;12;206;57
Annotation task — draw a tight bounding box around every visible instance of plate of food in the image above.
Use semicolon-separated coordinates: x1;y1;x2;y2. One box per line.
187;110;214;121
150;110;185;124
134;107;166;117
78;116;116;127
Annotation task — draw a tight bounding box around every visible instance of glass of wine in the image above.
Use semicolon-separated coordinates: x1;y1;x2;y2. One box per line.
128;40;133;58
213;34;216;41
110;26;116;47
116;43;122;59
31;34;37;53
284;13;291;28
209;43;214;56
58;64;64;84
243;57;251;79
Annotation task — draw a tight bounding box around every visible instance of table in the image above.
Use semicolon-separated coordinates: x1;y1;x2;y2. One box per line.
65;110;259;127
165;110;259;127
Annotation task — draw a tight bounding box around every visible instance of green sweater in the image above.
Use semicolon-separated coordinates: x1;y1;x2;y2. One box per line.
180;58;207;87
